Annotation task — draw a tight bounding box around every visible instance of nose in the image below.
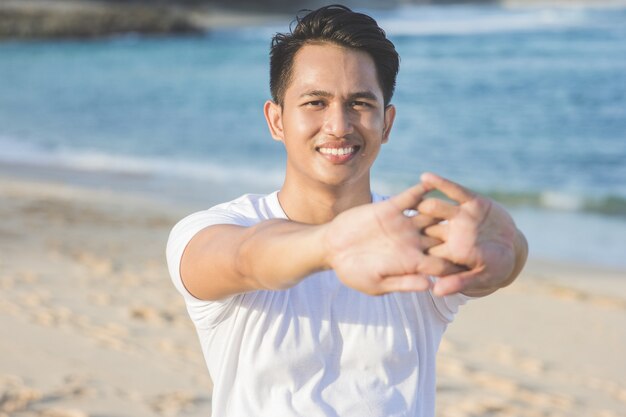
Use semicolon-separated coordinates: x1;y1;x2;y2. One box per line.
322;103;354;138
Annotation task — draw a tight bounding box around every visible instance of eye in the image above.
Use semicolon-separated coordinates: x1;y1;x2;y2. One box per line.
350;100;372;109
304;100;325;108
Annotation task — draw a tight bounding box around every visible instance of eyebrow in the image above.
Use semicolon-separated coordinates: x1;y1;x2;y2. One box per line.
300;90;379;101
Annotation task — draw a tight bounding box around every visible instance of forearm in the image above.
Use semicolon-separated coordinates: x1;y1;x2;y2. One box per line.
236;219;331;290
180;219;330;301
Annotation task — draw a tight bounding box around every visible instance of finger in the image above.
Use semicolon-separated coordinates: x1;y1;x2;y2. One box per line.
418;198;458;220
378;274;433;294
389;183;427;211
431;270;479;296
423;223;447;240
420;172;475;204
418;254;465;277
411;214;438;231
424;242;451;260
420;235;443;251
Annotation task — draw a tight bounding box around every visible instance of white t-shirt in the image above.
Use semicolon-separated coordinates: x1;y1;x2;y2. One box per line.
166;191;471;417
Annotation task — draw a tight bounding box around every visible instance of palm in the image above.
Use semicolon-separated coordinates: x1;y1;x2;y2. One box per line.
330;204;418;289
325;184;459;295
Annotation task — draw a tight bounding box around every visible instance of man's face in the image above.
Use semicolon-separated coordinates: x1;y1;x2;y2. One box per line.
265;42;395;190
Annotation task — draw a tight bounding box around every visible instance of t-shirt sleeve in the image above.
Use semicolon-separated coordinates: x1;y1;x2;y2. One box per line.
428;290;474;323
166;207;250;327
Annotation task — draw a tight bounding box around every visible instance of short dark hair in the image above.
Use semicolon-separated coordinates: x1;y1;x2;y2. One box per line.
269;4;399;106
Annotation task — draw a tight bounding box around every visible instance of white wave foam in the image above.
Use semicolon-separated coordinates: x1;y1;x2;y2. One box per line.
377;6;585;36
0;136;53;166
0;135;284;189
540;191;586;211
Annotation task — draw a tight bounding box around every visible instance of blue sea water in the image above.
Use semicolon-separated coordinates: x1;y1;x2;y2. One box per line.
0;4;625;268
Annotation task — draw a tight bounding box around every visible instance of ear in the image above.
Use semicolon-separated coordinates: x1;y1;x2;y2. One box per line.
264;100;285;142
382;104;396;144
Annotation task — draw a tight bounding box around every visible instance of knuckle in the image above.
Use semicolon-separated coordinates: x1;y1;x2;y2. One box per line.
417;199;435;212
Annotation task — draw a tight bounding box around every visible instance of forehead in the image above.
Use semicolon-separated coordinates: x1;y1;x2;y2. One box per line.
286;43;382;100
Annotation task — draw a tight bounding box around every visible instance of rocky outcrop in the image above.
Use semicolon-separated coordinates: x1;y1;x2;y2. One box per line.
0;0;202;40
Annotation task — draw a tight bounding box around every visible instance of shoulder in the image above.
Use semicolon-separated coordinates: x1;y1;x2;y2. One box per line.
166;191;283;263
172;191;283;233
166;192;281;267
165;192;280;303
209;192;284;223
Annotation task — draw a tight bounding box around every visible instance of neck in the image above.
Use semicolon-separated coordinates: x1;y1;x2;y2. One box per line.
278;177;372;224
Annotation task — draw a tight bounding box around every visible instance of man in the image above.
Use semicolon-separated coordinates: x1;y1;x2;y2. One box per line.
166;5;527;416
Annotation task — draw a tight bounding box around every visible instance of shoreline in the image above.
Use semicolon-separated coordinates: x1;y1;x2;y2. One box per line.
0;172;624;416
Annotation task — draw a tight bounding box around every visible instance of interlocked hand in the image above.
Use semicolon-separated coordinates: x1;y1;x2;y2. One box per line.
418;173;522;296
326;183;463;296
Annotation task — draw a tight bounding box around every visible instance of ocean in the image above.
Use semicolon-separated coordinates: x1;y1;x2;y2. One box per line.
0;4;625;268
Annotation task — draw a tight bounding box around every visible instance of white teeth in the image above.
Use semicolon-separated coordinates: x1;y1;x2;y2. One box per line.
319;146;355;156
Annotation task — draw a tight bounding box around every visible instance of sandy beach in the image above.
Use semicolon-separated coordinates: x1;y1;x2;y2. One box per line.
0;172;624;417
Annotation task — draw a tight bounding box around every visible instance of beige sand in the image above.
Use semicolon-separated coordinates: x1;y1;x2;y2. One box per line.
0;174;624;416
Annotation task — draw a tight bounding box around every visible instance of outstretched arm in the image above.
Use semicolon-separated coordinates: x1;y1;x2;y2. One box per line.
180;184;462;301
417;173;529;297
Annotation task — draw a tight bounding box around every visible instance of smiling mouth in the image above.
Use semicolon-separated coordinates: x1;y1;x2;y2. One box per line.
316;145;360;157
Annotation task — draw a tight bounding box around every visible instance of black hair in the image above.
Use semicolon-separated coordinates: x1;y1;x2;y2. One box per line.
269;4;399;106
